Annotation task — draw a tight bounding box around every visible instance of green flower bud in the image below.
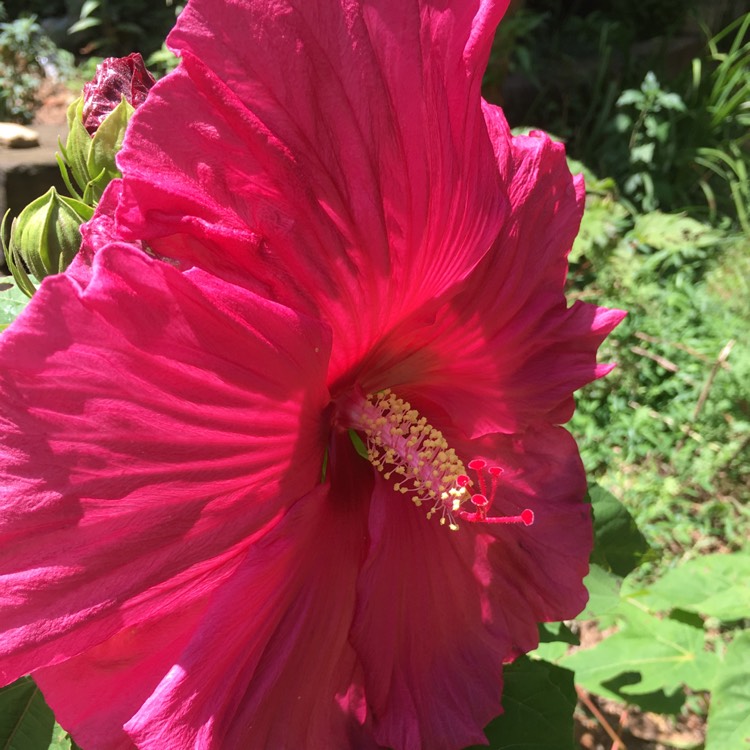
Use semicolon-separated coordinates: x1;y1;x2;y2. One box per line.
2;188;94;297
60;96;135;205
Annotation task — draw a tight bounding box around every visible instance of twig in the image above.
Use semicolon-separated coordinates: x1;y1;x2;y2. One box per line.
576;685;628;750
629;345;680;372
634;331;732;369
693;339;735;420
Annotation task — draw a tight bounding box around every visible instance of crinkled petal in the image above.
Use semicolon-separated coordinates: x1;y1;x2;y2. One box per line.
33;597;209;750
114;0;510;379
367;124;625;436
125;482;377;750
351;426;589;750
70;180;142;287
459;426;593;622
0;244;331;684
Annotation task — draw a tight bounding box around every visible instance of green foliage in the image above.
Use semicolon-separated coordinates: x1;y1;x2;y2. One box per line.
2;188;93;297
613;71;688;211
577;563;624;625
0;14;69;123
569;166;750;565
491;7;750;231
579;560;749;742
532;490;750;745
59;95;134;205
0;1;67;20
0;677;55;750
562;600;719;699
638;553;750;621
0;679;79;750
588;484;652;576
0;279;30;330
551;515;750;746
705;630;750;750
476;657;577;750
145;42;179;79
68;0;181;59
605;14;750;228
486;3;688;157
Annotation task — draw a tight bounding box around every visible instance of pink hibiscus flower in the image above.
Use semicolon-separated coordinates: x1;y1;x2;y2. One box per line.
0;1;624;749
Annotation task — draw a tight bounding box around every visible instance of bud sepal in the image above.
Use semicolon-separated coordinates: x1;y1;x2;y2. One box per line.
59;95;136;205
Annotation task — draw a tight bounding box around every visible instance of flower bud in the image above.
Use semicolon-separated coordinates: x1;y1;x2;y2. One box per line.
2;188;94;296
59;53;156;206
82;52;156;135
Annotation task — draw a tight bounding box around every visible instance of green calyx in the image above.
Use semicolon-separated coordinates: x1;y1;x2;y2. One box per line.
58;95;135;206
1;188;93;297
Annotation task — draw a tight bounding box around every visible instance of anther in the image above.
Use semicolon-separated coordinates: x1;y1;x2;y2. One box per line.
350;390;534;532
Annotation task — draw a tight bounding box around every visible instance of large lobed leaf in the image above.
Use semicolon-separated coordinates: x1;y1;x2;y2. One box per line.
640;553;750;621
561;602;719;700
706;630;750;750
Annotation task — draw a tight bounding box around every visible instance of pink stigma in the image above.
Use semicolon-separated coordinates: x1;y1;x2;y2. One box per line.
457;458;534;528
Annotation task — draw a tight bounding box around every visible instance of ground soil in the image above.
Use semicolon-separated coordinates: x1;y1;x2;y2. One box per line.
32;80;76;126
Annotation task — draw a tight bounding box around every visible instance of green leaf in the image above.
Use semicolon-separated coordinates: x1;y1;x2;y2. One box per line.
640;553;750;621
530;622;579;663
68;16;102;33
49;723;73;749
472;657;577;750
706;630;750;750
578;563;623;623
561;602;719;699
589;485;652;577
629;211;721;251
79;0;101;18
538;622;578;645
571;197;628;264
0;281;30;330
0;677;55;750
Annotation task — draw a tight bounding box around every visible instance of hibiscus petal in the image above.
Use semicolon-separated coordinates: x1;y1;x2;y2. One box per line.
113;0;510;379
0;244;331;684
461;426;593;622
34;597;210;750
124;484;377;750
351;426;589;750
69;180;140;287
373;124;625;436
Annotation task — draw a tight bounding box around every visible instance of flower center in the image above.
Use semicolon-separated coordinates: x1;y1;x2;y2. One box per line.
351;390;534;531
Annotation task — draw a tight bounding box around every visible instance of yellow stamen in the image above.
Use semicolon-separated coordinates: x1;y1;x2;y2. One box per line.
356;390;470;530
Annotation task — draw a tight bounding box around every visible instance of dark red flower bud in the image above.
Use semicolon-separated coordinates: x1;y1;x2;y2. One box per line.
81;52;156;135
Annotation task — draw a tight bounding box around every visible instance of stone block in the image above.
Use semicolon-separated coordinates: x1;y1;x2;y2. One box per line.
0;122;40;148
